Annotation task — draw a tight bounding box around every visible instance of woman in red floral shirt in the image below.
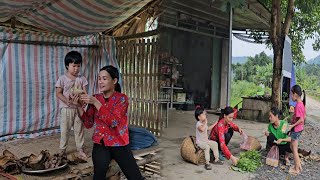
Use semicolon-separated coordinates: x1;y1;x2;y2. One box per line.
209;106;244;165
74;66;144;180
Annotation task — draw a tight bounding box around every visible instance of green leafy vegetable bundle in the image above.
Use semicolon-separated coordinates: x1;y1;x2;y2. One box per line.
231;150;262;173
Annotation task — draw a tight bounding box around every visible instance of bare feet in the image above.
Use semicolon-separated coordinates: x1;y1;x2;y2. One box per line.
298;162;303;172
289;166;300;175
78;149;88;161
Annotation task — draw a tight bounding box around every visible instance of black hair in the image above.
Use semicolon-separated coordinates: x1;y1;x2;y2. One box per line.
219;106;234;119
270;107;280;117
291;85;306;106
64;51;82;70
100;65;121;93
195;107;205;121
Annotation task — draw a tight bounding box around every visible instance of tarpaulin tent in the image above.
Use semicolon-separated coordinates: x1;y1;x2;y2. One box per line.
0;0;150;36
0;27;118;141
0;0;152;141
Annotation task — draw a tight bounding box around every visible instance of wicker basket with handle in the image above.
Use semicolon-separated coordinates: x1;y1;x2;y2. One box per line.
180;136;206;165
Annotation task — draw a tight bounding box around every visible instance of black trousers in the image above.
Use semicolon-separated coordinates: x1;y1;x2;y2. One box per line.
266;133;292;156
92;141;144;180
217;127;234;151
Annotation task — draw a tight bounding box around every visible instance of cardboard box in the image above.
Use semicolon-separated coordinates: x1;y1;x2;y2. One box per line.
176;93;186;102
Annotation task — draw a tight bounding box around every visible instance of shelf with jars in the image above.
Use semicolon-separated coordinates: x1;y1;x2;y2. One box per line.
159;52;186;108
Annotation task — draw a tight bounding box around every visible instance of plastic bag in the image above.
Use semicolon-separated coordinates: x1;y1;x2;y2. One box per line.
240;133;262;151
266;145;279;167
240;133;250;150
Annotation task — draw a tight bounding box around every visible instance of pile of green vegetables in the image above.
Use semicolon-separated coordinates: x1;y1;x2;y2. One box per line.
231;150;262;173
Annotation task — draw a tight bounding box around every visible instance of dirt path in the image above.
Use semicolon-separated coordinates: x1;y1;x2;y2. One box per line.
306;95;320;123
160;97;320;180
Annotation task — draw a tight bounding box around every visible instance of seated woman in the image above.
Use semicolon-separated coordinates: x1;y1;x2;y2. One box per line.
265;107;292;165
209;106;243;165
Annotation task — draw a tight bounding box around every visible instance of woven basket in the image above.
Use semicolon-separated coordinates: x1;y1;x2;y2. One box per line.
180;136;206;165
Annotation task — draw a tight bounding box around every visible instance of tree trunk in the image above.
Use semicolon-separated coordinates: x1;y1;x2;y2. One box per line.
270;0;282;108
270;0;294;108
271;45;283;108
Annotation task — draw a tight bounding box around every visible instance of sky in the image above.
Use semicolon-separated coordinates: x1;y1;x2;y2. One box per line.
232;35;319;61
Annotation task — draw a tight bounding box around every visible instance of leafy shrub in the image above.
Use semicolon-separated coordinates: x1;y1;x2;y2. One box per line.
231;150;262;173
231;81;265;108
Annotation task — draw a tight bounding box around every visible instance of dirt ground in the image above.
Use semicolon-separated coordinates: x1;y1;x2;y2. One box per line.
0;128;162;180
305;96;320;123
159;96;320;180
160;110;268;180
1;96;319;180
0;129;95;180
253;96;320;180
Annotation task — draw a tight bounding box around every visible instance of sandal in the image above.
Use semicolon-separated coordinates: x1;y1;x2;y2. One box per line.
205;163;212;170
218;151;225;161
213;160;224;165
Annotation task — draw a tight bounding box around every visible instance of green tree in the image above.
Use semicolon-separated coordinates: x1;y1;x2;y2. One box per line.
304;64;320;79
232;63;245;81
254;63;273;88
259;0;320;64
295;66;318;90
232;51;272;83
244;52;272;82
251;51;272;66
257;0;320;108
308;65;320;87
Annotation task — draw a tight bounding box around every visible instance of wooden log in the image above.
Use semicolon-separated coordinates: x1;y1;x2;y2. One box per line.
136;154;161;166
141;166;160;175
133;147;162;158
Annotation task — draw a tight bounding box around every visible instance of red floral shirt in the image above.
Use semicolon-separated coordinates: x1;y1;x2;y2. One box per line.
80;92;129;147
209;119;239;159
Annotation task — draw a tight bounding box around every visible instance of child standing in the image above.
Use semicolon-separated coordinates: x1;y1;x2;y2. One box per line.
55;51;88;159
195;107;223;170
288;85;306;175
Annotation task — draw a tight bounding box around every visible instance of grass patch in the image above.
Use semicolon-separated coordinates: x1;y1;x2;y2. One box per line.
231;81;270;108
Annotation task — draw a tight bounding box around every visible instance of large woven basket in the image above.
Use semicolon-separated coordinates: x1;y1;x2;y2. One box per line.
180;136;206;165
